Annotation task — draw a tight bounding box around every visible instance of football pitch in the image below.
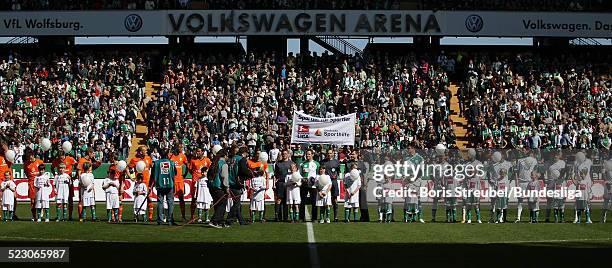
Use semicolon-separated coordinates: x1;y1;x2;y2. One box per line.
1;203;611;267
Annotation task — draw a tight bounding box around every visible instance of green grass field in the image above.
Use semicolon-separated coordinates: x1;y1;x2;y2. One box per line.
1;203;611;267
2;203;612;243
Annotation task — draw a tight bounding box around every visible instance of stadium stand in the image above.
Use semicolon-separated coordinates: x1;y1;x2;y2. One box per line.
1;0;401;10
0;48;151;163
2;0;607;11
420;0;609;11
141;47;457;161
455;48;612;149
3;44;612;163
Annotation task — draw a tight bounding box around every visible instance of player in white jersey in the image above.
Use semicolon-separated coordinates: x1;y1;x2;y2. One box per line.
495;168;510;223
405;145;425;223
102;170;120;223
527;171;541;223
80;163;96;222
444;172;462;223
545;151;565;223
574;175;593;224
377;159;393;223
573;152;592;224
132;174;148;222
1;171;16;222
601;160;612;223
250;168;267;223
54;164;71;222
404;178;421;223
550;167;567;223
464;149;483;224
488;152;512;223
431;149;448;222
315;166;332;224
194;166;212;223
286;163;302;223
515;149;538;223
34;164;51;222
344;164;362;222
377;175;394;223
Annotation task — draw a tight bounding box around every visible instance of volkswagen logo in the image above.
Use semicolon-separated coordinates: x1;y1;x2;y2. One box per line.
465;14;483;33
124;14;143;32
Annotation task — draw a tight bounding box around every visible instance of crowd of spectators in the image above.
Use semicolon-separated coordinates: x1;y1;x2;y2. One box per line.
420;0;606;11
142;46;612;157
0;50;148;163
4;0;607;11
3;0;400;10
144;49;456;163
3;44;612;167
458;49;612;149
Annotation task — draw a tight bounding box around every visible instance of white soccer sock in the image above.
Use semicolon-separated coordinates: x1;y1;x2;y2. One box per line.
574;210;578;222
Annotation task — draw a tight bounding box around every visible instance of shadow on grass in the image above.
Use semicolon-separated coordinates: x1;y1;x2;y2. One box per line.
1;241;610;267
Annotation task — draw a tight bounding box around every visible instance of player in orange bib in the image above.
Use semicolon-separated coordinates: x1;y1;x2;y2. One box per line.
128;146;154;221
170;144;188;221
188;148;211;220
24;148;44;221
77;148;101;221
52;152;77;220
248;151;269;181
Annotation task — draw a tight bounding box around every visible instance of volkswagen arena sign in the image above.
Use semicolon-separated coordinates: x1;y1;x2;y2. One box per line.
1;10;612;38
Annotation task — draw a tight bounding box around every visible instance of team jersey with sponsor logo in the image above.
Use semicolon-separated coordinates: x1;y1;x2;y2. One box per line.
103;178;120;194
517;156;538;183
546;159;566;186
527;180;540;202
153;159;176;189
1;180;17;204
0;156;12;178
170;153;188;181
189;157;211;182
129;156;153;185
497;177;509;192
576;179;592;201
26;159;44;182
301;160;320;188
52;156;77;175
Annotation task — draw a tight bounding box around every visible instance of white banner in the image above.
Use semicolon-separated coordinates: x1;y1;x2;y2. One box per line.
2;10;612;37
291;111;355;146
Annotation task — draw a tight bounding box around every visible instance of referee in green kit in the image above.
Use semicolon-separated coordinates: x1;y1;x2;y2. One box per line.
151;149;178;226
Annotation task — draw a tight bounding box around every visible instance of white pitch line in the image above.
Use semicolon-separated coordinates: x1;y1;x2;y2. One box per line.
0;236;129;243
304;210;320;268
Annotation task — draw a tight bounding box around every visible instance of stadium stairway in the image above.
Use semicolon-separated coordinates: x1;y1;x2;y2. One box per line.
128;82;158;159
449;84;470;149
